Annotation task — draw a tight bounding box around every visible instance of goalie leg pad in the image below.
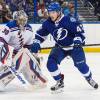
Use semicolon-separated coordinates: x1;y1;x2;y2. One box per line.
29;59;47;83
0;65;15;88
12;48;47;85
0;40;9;64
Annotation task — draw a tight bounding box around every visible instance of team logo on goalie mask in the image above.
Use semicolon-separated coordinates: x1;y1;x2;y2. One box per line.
53;28;68;41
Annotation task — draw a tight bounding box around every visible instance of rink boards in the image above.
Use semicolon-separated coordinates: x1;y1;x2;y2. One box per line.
0;23;100;53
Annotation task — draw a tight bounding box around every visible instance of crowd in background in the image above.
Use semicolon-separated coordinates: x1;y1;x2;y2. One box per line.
0;0;100;23
0;0;34;23
0;0;12;23
37;0;74;23
0;0;74;23
83;0;100;20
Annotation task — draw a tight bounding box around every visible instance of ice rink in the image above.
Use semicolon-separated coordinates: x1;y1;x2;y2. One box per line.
0;53;100;100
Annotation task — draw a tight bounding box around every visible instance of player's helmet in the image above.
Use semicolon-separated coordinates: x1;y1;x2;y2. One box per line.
13;10;28;27
47;2;61;13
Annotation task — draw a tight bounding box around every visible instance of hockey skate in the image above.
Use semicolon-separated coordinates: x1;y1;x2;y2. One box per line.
51;75;64;93
86;78;98;89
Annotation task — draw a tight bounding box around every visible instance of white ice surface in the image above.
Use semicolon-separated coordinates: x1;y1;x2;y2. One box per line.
0;53;100;100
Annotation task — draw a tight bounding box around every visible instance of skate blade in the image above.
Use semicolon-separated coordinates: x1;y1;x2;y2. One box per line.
51;88;64;94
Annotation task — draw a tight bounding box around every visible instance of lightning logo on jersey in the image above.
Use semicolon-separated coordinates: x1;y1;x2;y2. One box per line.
53;28;68;41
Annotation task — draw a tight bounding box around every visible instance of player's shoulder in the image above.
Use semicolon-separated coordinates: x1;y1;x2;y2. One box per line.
5;20;19;32
63;15;82;27
41;17;52;28
25;24;33;32
6;20;17;29
63;15;77;23
45;17;52;22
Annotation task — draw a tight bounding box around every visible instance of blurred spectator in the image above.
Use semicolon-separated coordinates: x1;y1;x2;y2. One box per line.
83;0;96;6
67;2;74;14
4;0;18;12
37;0;48;23
94;0;100;15
60;1;74;16
83;0;100;21
0;1;12;23
95;0;100;21
37;6;48;23
62;1;70;16
4;0;34;22
0;2;3;23
23;0;34;21
57;0;66;5
44;0;53;7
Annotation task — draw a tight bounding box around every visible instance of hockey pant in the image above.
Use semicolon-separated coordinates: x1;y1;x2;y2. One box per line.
47;47;92;81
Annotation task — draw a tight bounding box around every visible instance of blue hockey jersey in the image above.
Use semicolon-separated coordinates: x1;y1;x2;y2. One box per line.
35;15;85;47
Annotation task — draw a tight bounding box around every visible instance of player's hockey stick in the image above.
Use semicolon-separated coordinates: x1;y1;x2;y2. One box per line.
41;43;100;50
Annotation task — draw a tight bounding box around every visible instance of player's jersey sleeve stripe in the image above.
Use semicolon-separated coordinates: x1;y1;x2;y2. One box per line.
35;34;47;43
0;37;8;45
36;34;46;40
26;27;33;32
10;29;20;32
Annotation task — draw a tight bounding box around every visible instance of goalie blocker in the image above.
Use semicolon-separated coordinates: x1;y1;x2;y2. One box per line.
0;47;47;91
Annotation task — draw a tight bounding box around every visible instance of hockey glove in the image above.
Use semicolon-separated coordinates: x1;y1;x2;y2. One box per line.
73;37;82;48
30;43;41;53
72;37;84;56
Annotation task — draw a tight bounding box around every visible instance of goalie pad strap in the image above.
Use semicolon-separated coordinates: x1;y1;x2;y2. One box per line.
0;71;11;79
29;59;46;83
24;48;47;83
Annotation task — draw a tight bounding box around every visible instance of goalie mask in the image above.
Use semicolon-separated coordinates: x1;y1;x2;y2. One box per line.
13;10;28;29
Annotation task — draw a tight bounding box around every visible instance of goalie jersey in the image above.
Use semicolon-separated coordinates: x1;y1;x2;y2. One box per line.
0;20;34;63
35;15;85;48
0;20;33;51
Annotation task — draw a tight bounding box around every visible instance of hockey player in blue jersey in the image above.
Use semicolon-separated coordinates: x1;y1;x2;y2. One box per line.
31;2;98;92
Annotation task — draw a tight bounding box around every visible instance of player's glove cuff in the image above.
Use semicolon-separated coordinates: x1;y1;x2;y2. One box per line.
73;37;82;47
30;42;41;53
33;39;41;44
